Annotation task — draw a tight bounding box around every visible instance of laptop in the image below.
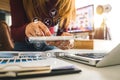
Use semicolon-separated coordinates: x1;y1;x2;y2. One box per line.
57;43;120;67
0;51;81;78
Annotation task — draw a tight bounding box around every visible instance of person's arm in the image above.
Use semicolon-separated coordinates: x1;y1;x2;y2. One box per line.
10;0;29;42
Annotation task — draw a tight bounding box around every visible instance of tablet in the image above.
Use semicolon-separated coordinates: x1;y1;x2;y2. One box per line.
28;36;74;43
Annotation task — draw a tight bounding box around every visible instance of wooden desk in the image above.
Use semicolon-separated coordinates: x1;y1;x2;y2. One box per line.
74;39;118;52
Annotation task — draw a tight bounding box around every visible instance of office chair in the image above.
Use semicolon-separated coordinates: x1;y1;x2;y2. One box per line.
0;20;14;51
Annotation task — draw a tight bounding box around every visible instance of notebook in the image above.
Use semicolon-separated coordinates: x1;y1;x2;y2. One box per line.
57;43;120;67
0;51;81;78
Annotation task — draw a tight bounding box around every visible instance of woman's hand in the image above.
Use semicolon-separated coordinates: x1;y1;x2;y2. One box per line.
25;21;51;37
47;40;74;50
47;32;74;50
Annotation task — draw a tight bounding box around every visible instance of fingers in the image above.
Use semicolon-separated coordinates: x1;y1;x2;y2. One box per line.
61;32;73;36
35;28;45;36
46;40;74;50
57;40;72;50
25;23;36;37
25;21;52;37
37;21;51;36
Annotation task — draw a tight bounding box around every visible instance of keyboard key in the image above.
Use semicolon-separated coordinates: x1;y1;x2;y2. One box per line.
0;59;2;62
9;59;15;63
27;58;32;61
16;59;20;63
1;59;8;64
33;58;37;61
22;59;27;62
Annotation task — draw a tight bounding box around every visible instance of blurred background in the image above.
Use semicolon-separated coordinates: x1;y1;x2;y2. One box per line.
0;0;119;42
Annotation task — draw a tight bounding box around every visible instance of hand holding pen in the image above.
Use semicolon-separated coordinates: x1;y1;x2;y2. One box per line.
25;18;51;37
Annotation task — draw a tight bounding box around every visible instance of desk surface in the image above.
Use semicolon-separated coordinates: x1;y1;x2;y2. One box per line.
5;41;120;80
14;40;120;80
17;58;120;80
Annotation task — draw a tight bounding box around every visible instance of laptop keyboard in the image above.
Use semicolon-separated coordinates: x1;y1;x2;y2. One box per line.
75;53;106;59
0;55;46;64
